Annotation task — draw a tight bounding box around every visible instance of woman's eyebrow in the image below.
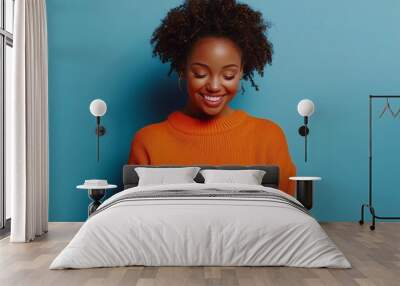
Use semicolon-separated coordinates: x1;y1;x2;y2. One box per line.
191;62;209;68
222;64;239;69
191;63;239;69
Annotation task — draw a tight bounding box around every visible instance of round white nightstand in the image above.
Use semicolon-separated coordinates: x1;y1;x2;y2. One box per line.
289;176;322;210
77;180;117;216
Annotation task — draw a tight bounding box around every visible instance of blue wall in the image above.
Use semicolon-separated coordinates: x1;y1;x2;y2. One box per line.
47;0;400;222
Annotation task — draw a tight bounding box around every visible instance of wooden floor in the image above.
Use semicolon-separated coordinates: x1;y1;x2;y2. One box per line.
0;222;399;286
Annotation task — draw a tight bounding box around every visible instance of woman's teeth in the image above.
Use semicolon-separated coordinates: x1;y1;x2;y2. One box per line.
199;93;225;107
204;95;223;102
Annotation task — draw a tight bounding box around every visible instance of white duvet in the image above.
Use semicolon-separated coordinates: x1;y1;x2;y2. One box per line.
50;183;351;269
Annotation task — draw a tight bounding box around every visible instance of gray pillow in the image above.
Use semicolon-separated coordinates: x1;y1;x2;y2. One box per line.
135;167;201;186
200;169;266;185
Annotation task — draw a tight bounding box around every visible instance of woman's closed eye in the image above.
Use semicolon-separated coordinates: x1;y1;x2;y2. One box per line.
223;75;235;80
193;72;207;79
223;74;236;80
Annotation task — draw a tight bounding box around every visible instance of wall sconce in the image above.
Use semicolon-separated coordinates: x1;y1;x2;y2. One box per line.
89;99;107;162
297;99;315;162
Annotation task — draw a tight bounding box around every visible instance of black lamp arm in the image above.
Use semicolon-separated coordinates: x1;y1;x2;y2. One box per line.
298;116;310;162
95;117;106;136
298;117;309;137
95;116;106;162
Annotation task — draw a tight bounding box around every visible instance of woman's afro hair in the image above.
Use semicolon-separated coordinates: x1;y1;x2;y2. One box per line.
150;0;273;91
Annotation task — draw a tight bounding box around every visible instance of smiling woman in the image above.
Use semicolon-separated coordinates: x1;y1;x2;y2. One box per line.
128;0;296;195
183;37;242;119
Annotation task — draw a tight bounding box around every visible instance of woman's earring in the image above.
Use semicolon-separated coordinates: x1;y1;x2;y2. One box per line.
178;75;183;92
240;78;245;94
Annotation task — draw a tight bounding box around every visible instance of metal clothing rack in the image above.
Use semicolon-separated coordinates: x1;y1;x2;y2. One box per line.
359;95;400;230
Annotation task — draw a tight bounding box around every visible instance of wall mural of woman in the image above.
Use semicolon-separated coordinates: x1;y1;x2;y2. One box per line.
128;0;296;195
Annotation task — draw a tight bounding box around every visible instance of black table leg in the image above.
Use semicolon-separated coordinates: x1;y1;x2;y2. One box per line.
88;189;106;216
296;181;313;210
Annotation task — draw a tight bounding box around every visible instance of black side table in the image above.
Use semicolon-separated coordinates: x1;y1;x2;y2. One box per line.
289;177;321;210
77;181;117;216
87;189;106;215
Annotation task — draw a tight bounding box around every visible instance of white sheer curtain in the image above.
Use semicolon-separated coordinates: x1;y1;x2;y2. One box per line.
7;0;49;242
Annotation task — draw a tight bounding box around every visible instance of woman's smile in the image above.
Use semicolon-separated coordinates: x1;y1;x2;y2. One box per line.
198;93;226;108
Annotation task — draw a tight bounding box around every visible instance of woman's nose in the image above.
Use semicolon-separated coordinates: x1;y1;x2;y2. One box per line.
206;76;222;92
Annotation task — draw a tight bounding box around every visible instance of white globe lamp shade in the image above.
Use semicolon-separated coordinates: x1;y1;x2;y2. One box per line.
297;99;315;117
90;99;107;117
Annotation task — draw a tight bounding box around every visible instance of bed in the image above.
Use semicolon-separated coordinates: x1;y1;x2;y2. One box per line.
49;165;351;269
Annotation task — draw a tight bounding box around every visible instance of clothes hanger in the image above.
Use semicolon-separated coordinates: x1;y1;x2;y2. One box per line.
379;98;396;118
393;106;400;118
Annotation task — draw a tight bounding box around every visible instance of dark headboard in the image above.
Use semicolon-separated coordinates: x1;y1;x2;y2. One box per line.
123;165;279;189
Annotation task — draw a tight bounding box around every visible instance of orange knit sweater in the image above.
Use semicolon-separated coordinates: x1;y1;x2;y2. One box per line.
128;109;296;195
